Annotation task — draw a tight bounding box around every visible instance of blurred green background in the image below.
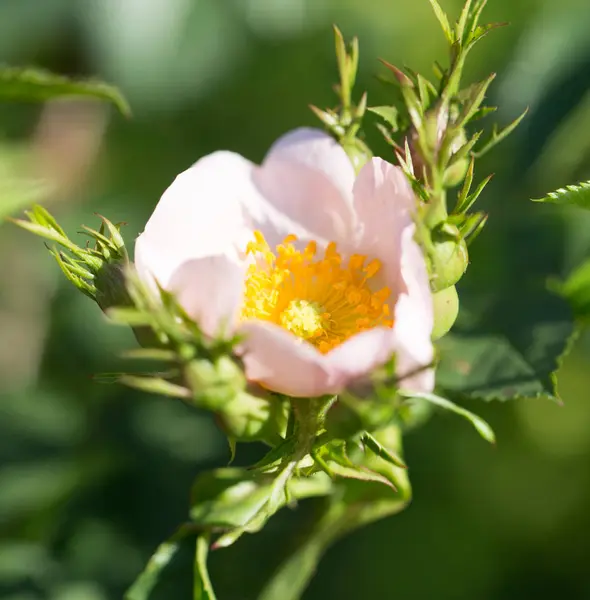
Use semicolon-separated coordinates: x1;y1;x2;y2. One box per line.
1;0;590;598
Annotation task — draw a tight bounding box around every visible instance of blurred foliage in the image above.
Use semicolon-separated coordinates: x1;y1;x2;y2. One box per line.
1;0;590;599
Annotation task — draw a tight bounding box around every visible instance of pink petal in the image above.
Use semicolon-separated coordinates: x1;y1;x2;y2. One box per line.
253;128;356;245
238;321;333;397
352;157;416;290
324;327;397;386
391;294;435;393
352;158;434;392
166;255;245;337
134;151;260;289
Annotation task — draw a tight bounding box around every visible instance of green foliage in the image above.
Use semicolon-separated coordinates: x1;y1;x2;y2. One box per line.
10;205;128;307
0;66;130;116
550;259;590;324
400;391;495;443
532;179;590;210
125;526;209;600
436;286;575;401
0;144;52;220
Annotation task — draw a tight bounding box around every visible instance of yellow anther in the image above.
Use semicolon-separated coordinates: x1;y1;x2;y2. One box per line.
241;230;393;353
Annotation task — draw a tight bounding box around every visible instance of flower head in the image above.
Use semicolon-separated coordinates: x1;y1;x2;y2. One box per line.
135;128;434;397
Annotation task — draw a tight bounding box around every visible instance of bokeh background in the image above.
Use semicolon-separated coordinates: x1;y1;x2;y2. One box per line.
1;0;590;598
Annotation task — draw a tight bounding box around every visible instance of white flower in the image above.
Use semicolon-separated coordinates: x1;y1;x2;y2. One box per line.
135;128;434;397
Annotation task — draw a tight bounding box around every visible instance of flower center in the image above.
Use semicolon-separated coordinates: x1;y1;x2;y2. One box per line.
280;299;327;340
241;231;393;353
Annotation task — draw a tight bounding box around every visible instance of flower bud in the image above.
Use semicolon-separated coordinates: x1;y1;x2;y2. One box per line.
94;262;131;312
218;392;288;444
432;285;459;340
184;356;245;411
429;225;469;292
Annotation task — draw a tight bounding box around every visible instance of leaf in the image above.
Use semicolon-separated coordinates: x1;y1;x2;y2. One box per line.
428;0;454;43
0;66;130;116
532;179;590;210
125;525;206;600
436;286;575;402
190;468;332;542
551;258;590;322
473;108;528;158
399;391;495;443
0;145;52;220
368;105;399;131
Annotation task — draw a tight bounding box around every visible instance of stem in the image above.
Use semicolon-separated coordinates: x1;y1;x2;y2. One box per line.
258;425;409;600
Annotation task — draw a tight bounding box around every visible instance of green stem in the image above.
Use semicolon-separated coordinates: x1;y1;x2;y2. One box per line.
257;425;410;600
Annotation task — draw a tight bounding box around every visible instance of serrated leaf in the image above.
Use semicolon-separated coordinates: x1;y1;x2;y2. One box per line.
532;179;590;210
0;66;130;116
400;391;495;443
436;286;575;402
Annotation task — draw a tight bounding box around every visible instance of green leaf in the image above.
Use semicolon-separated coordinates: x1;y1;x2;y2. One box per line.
436;286;575;401
190;468;332;543
400;391;495;443
551;258;590;322
532;179;590;210
473;108;528;158
0;146;52;220
125;525;206;600
0;66;130;116
368;105;399;131
428;0;454;43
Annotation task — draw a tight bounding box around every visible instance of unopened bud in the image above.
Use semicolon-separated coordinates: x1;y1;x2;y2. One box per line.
218;392;288;444
94;261;130;312
432;284;459;340
184;356;245;411
429;224;469;292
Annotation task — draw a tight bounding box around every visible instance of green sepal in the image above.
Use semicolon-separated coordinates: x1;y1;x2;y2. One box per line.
11;205;128;308
473;108;528;158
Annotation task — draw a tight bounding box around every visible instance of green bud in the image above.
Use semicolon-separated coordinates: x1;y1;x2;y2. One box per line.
94;261;131;312
184;356;245;411
429;224;469;292
341;138;372;174
218;392;288;444
432;285;459;340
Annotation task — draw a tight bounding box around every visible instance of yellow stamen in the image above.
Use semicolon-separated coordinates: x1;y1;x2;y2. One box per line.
241;230;393;353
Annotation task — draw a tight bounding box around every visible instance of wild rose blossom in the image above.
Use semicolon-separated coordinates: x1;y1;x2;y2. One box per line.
134;128;434;397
